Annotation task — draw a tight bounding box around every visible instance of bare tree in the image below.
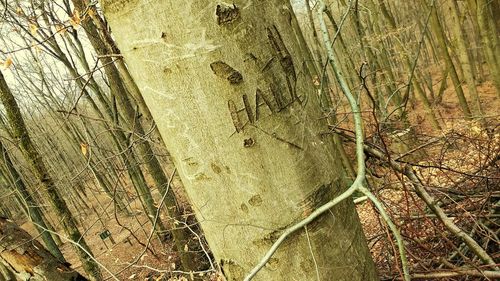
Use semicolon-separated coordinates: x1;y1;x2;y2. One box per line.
0;70;101;281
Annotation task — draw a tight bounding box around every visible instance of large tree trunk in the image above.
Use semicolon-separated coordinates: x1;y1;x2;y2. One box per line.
101;1;378;280
0;217;87;281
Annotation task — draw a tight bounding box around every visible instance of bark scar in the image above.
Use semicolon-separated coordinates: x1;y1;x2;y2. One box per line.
299;183;333;218
210;61;243;84
216;4;240;25
228;100;244;132
267;25;298;103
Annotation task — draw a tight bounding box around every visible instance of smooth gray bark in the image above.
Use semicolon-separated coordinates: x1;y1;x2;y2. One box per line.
101;1;378;280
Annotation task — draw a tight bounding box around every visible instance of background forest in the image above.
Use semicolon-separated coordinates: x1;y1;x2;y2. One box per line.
0;0;498;280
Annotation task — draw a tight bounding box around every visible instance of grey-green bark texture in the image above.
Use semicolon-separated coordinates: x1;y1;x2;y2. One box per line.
0;140;65;262
0;71;102;281
475;0;500;97
101;1;378;280
429;5;472;120
449;0;484;118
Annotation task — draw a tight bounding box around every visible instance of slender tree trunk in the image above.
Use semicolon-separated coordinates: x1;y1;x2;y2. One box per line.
491;0;500;32
86;9;165;143
321;8;358;179
0;141;65;262
71;0;202;269
376;0;442;130
0;71;101;281
429;4;473;119
436;65;450;105
475;0;500;96
449;1;484;119
101;0;378;280
41;22;170;238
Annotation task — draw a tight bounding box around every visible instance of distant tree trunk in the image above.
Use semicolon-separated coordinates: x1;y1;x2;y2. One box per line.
102;0;378;280
474;0;500;96
491;0;500;32
449;0;484;119
89;11;165;144
34;12;170;238
376;0;442;130
0;140;65;262
71;0;202;269
0;217;87;281
429;4;473;119
0;71;101;281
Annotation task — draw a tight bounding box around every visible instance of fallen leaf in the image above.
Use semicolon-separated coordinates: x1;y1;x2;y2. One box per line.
312;75;321;86
70;9;81;29
3;57;13;69
80;143;89;156
87;8;95;17
29;23;38;36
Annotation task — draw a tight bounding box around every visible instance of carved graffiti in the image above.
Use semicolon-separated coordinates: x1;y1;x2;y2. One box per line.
210;61;243;84
228;100;244;133
255;88;275;120
216;4;240;25
227;88;274;133
224;25;303;133
267;25;298;104
242;94;254;124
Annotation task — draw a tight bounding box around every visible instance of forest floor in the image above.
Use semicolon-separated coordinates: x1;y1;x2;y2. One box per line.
355;74;499;280
20;73;499;281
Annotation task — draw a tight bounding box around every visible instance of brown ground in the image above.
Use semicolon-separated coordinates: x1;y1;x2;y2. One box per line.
355;70;499;280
